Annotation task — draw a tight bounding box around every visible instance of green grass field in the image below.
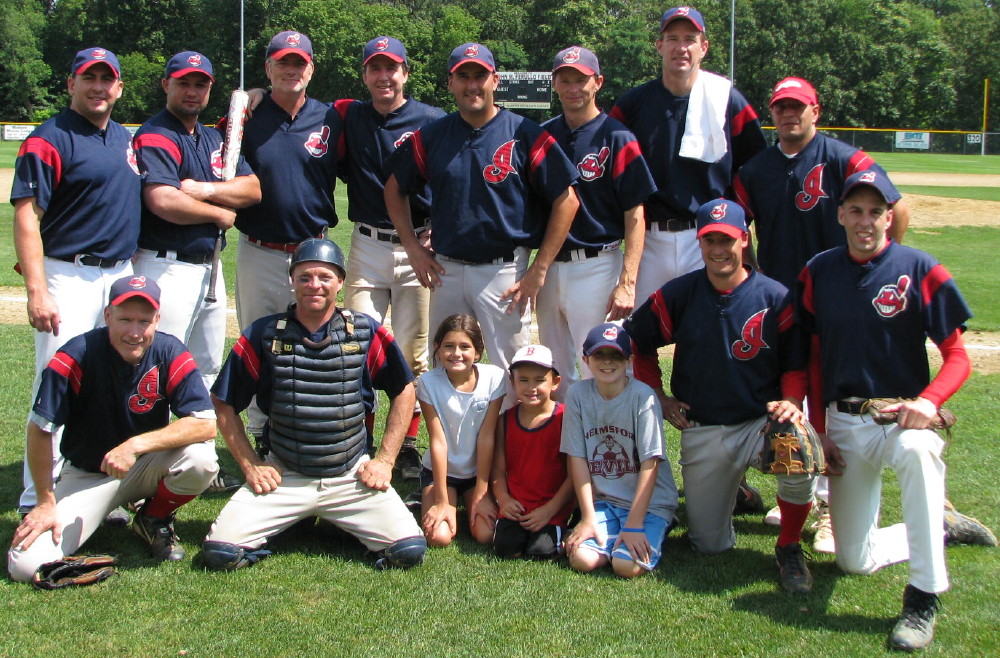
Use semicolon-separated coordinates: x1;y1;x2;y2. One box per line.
898;185;1000;202
868;151;1000;174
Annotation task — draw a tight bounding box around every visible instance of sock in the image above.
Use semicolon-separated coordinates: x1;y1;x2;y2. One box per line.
143;479;196;519
776;496;812;547
406;412;421;441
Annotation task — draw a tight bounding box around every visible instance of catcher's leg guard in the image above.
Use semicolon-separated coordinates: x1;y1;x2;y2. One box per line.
384;536;426;569
202;541;270;571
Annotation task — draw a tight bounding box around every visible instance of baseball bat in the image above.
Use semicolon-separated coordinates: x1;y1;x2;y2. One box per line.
205;89;250;304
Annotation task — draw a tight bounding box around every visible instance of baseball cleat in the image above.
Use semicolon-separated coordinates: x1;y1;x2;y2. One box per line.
764;505;782;526
775;542;813;593
103;505;132;527
204;468;242;494
132;509;185;561
393;437;423;483
888;585;939;652
733;480;766;515
811;502;836;554
943;500;997;547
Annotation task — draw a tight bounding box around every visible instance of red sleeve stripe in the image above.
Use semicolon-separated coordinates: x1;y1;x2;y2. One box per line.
608;106;626;123
19;137;63;186
366;325;391;378
776;305;794;332
799;268;815;314
730;105;758;137
233;335;261;380
732;176;753;219
166;351;198;395
612;141;642;178
845;151;875;177
412;131;428;180
333;98;353;120
527;132;556;176
49;351;83;394
921;264;951;304
134;133;182;164
651;290;674;343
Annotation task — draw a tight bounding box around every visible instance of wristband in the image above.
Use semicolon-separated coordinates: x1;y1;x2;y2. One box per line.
620;527;645;533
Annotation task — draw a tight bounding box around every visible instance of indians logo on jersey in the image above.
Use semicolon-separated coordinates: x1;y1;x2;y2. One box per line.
126;145;140;175
210;146;224;178
795;163;827;211
128;366;164;414
872;274;910;317
588;435;638;480
731;309;770;360
393;131;415;148
577;147;610;182
304;125;330;158
483;139;519;183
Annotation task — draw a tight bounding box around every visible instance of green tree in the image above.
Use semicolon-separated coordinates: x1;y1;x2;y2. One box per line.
0;0;52;121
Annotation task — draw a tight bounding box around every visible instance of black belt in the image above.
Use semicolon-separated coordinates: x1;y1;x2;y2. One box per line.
836;398;868;415
65;255;124;268
358;224;402;244
439;253;515;266
155;250;214;265
554;242;620;262
649;218;696;232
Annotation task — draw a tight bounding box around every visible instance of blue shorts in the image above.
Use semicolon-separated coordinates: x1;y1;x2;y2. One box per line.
579;500;669;570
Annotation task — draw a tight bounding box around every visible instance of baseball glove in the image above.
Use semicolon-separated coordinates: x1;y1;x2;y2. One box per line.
860;398;956;430
32;554;118;590
759;417;825;476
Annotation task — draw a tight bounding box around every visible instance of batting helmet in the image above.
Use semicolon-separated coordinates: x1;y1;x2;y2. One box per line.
290;238;346;278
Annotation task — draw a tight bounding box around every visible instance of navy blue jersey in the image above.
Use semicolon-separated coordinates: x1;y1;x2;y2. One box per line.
10;108;140;261
389;107;578;260
134;109;254;255
541;112;656;249
342;97;445;230
610;79;766;222
234;95;348;242
797;242;972;404
32;329;211;473
626;268;805;425
212;308;414;416
734;133;901;289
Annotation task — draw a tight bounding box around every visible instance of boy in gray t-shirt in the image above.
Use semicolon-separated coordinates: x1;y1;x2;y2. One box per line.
561;323;679;578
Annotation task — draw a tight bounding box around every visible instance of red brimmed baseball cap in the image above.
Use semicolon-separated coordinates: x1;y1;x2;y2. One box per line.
363;36;408;66
583;323;632;357
552;46;601;76
510;344;559;375
841;170;896;205
696;199;747;239
72;47;121;78
449;43;496;73
267;31;313;63
770;77;818;106
109;275;161;309
165;51;214;81
661;6;706;33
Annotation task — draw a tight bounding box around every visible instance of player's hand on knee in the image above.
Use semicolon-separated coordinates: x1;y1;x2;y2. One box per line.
883;397;937;430
614;528;651;565
422;502;456;537
27;290;60;336
245;463;282;494
497;495;525;522
605;283;635;322
820;433;845;476
565;520;602;556
12;502;61;551
357;456;392;491
470;494;498;528
101;441;139;478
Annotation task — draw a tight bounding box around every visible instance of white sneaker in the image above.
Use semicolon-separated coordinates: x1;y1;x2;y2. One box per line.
764;506;782;526
811;503;835;554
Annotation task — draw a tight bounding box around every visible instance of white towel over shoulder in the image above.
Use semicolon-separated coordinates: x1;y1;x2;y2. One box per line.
678;70;732;164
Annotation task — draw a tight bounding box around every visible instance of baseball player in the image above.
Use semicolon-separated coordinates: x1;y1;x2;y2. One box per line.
11;47;141;514
385;42;580;386
538;46;655;393
233;30;349;436
797;170;990;651
341;36;446;478
625;200;817;593
133;51;261;393
202;239;426;571
609;6;766;305
8;276;219;582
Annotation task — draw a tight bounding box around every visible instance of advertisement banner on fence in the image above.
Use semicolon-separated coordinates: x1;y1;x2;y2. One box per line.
3;124;34;141
895;131;931;150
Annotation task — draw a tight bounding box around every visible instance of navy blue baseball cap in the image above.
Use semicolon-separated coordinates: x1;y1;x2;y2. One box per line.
165;51;214;81
267;31;313;63
552;46;601;76
109;275;161;310
841;170;896;205
696;199;747;239
661;6;706;33
364;36;408;66
449;43;496;73
72;47;121;78
583;323;632;357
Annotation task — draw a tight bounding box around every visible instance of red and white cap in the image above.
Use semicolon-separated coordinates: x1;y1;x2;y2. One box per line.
770;77;818;107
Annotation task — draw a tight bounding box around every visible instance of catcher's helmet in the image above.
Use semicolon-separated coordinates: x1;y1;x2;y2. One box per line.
289;238;346;278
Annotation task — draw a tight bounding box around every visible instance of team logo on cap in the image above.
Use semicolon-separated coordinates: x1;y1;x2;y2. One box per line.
563;47;581;64
394;131;415;148
128;276;148;289
483;140;518;183
577;147;610;181
375;37;389;51
211;147;223;178
731;309;770;361
93;48;107;60
859;171;877;183
589;435;638;479
129;366;164;414
286;33;301;47
464;44;479;58
710;202;727;220
304;125;330;158
188;54;202;67
603;326;619;341
676;6;691;16
872;274;910;318
795;163;827;211
774;79;803;93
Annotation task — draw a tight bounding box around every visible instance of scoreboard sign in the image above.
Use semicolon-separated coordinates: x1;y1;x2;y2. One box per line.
495;72;552;109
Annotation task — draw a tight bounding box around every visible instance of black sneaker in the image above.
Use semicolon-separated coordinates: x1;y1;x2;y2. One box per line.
943;500;997;546
103;505;131;526
733;480;766;515
132;510;185;561
889;585;939;652
204;468;242;494
394;438;423;483
775;542;813;593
